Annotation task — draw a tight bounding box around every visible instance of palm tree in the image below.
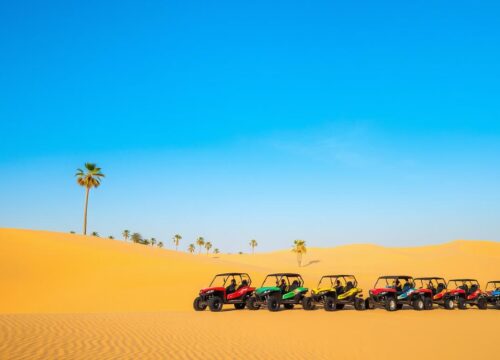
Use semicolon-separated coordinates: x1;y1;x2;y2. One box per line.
143;239;150;245
205;241;212;255
214;248;220;254
131;232;142;244
249;239;258;254
151;238;157;246
188;243;195;254
158;241;164;248
91;231;99;237
75;163;105;235
196;237;205;254
292;239;307;267
70;231;75;234
108;235;114;239
173;234;182;251
122;230;130;242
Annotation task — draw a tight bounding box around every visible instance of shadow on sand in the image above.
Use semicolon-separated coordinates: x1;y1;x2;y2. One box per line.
302;260;320;267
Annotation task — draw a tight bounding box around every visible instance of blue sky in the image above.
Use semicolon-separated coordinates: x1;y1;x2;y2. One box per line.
1;1;499;251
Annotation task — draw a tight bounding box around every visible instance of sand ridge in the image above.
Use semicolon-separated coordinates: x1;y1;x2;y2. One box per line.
0;228;499;359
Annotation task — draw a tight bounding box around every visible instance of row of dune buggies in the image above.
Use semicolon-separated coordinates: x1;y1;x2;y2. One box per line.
193;273;500;312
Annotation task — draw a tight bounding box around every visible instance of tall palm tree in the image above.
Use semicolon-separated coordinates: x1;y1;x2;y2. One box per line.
151;238;157;246
91;231;99;237
214;248;220;254
188;243;195;254
292;239;307;267
131;232;142;244
122;230;130;242
157;241;164;248
75;163;105;235
249;239;258;254
173;234;182;251
196;237;205;254
205;241;212;255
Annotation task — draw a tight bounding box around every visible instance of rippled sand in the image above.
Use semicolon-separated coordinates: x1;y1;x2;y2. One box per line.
0;228;499;359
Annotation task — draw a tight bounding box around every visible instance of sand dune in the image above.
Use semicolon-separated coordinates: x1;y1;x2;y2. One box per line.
0;228;499;359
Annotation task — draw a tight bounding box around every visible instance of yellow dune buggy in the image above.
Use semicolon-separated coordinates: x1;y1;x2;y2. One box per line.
309;274;366;311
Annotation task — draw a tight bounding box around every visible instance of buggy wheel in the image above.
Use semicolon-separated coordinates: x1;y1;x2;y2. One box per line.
267;296;281;312
412;297;425;311
385;297;397;311
284;304;294;310
495;299;500;310
324;296;337;311
302;297;314;310
193;297;207;311
365;298;375;310
208;296;223;312
457;297;467;310
234;303;245;310
246;296;260;310
424;297;433;310
354;297;365;310
477;297;487;310
444;297;454;310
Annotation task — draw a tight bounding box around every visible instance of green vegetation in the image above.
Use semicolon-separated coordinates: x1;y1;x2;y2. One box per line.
75;163;104;235
249;239;258;254
292;239;307;267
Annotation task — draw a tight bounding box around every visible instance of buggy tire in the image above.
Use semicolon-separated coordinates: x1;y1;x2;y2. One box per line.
193;297;207;311
385;297;397;311
412;297;425;311
457;297;467;310
354;297;365;310
424;297;433;310
477;297;487;310
324;296;337;311
234;303;246;310
208;296;223;312
246;296;260;310
495;299;500;310
444;297;454;310
267;296;281;312
302;297;314;310
284;304;294;310
365;297;375;310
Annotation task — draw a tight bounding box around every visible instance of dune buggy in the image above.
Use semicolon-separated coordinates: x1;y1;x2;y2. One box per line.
447;279;487;310
246;273;313;311
414;277;464;310
365;275;433;311
485;280;500;309
309;274;365;311
193;273;255;312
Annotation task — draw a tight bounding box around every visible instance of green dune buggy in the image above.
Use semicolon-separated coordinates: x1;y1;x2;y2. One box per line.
246;273;313;311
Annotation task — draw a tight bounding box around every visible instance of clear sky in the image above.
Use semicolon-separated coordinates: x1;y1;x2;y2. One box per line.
1;1;499;251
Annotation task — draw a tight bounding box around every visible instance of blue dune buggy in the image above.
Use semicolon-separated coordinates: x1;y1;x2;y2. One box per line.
485;281;500;309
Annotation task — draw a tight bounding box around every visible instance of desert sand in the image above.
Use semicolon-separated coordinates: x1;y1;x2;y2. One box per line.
0;228;499;359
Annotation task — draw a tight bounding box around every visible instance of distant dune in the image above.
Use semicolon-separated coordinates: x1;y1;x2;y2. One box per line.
0;228;499;313
0;228;499;359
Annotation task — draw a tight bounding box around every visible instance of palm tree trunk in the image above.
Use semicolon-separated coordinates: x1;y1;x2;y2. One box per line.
83;187;90;235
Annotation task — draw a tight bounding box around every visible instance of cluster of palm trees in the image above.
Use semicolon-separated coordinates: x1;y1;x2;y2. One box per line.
186;236;218;255
120;230;164;248
75;163;308;264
